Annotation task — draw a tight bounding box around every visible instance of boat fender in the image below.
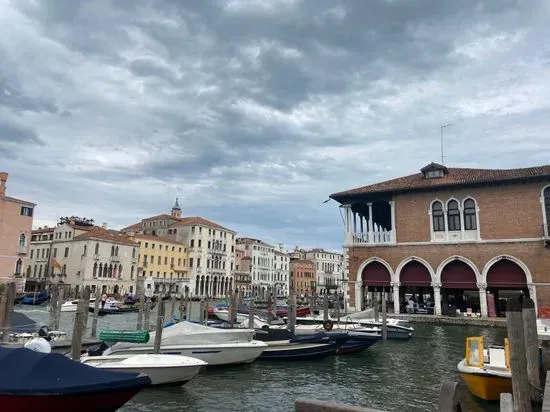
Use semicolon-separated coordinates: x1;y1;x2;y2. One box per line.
323;320;333;331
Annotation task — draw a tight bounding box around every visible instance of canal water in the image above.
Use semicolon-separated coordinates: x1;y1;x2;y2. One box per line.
16;304;508;412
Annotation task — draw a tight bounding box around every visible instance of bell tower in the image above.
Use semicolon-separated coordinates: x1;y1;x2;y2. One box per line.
171;197;182;218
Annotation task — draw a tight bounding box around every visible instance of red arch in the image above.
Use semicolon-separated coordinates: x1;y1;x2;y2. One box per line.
441;260;477;289
487;259;527;288
362;261;391;287
400;260;431;287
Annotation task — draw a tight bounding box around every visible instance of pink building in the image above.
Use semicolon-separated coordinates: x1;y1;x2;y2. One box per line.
0;172;35;290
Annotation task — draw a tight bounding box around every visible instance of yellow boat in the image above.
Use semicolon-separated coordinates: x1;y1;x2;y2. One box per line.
457;336;512;401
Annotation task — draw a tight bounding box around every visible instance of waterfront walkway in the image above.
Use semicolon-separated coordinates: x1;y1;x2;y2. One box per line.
391;313;507;327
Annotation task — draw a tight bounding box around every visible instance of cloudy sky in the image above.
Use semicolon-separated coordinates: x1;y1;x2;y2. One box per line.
1;0;549;251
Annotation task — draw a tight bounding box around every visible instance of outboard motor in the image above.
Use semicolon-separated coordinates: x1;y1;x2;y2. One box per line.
38;325;52;342
86;342;109;357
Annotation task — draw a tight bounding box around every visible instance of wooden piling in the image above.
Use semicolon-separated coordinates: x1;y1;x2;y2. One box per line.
229;291;238;328
52;285;64;331
0;282;16;343
170;295;177;320
49;283;58;329
335;295;341;326
248;300;255;329
144;300;152;331
373;295;379;323
522;297;542;403
153;299;166;354
81;286;91;331
186;290;191;320
90;291;101;338
309;293;315;318
267;291;273;325
506;296;532;412
381;292;388;341
204;295;209;326
70;298;86;360
323;294;329;322
288;292;296;336
136;277;145;330
199;299;206;324
436;381;463;412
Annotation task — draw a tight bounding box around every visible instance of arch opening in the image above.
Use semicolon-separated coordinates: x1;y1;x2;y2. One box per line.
399;260;434;315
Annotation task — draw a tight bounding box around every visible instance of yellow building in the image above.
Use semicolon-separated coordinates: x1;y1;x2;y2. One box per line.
132;234;189;294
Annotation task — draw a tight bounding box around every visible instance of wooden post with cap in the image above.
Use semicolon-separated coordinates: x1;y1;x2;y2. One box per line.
522;297;543;403
506;296;531;412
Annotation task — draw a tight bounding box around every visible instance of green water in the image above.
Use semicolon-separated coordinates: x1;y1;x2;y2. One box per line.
17;306;508;412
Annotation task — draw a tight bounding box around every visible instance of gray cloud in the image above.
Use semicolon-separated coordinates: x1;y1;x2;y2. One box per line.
1;0;549;250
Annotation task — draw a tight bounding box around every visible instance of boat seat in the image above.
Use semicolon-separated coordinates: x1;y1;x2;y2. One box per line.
488;347;507;369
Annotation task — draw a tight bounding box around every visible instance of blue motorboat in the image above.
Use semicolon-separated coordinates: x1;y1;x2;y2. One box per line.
337;332;379;355
21;291;49;305
0;347;150;411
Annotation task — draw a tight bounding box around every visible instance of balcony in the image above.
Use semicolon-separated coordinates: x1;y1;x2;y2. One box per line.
18;246;27;256
93;254;100;260
344;230;394;247
341;201;396;247
110;256;120;263
13;272;22;278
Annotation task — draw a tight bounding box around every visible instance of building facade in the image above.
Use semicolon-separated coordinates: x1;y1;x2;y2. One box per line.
290;259;316;296
0;172;35;290
330;163;550;317
26;227;55;291
274;249;290;297
132;233;188;294
51;225;138;296
304;249;344;295
236;238;276;299
121;200;237;297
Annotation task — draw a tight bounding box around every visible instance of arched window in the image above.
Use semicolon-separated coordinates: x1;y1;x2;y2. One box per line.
95;242;99;255
463;199;477;230
18;233;26;248
111;246;115;256
431;201;445;232
98;263;103;277
83;244;87;256
115;246;119;256
447;200;461;231
15;259;22;275
118;264;122;277
544;186;550;236
132;248;136;258
93;262;98;277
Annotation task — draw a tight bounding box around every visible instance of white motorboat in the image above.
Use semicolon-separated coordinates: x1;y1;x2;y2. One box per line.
212;309;250;324
294;323;382;339
61;298;97;312
102;321;267;366
81;354;207;386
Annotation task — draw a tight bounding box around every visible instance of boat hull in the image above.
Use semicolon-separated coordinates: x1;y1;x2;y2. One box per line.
0;389;142;412
104;342;267;366
337;337;378;355
259;341;338;360
459;372;512;401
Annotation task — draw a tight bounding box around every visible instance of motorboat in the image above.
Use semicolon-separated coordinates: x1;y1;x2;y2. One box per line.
61;298;96;313
294;323;381;354
457;336;511;401
0;347;150;412
2;313;66;344
243;318;351;360
81;354;207;386
100;321;267;366
88;299;140;316
293;309;413;340
20;291;49;305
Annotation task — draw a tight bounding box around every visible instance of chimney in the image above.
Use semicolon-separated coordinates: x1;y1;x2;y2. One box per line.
102;222;108;229
279;243;284;252
0;172;7;197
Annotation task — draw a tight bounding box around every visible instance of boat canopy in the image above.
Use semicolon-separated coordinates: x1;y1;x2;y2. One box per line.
109;321;256;352
0;347;150;395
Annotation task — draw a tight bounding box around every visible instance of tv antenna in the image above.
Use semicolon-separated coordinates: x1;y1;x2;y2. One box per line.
440;124;453;164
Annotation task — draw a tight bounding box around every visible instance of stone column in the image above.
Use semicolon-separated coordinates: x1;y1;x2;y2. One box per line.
392;282;400;314
354;280;363;312
432;283;442;316
477;282;488;317
389;200;396;243
528;284;538;315
343;205;353;246
367;203;374;243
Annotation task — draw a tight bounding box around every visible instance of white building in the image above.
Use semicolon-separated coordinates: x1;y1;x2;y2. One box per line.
27;227;55;288
304;249;345;295
121;200;237;297
236;238;290;298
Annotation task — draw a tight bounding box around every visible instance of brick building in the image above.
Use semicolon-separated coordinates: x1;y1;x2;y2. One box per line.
0;172;35;290
329;162;550;317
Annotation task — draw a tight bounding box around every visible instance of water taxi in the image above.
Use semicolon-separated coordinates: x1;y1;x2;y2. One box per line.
457;336;512;401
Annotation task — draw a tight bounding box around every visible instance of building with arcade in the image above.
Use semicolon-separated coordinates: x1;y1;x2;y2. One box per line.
329;162;550;317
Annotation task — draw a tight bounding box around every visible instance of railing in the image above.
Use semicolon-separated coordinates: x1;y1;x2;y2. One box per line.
18;246;27;255
110;255;120;263
345;229;394;246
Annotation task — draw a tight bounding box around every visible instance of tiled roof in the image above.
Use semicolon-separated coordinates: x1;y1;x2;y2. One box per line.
121;222;143;232
330;164;550;200
3;196;36;206
74;227;137;246
142;214;174;221
132;233;184;245
32;227;55;234
65;223;94;231
170;216;235;233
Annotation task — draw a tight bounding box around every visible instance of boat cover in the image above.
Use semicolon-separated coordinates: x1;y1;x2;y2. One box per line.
11;312;39;333
0;347;151;395
109;321;255;352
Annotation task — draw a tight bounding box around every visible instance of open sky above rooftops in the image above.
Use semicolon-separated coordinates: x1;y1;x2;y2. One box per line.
1;0;550;251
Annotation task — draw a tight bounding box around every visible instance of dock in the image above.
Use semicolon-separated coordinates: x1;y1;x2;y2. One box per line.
391;313;507;327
